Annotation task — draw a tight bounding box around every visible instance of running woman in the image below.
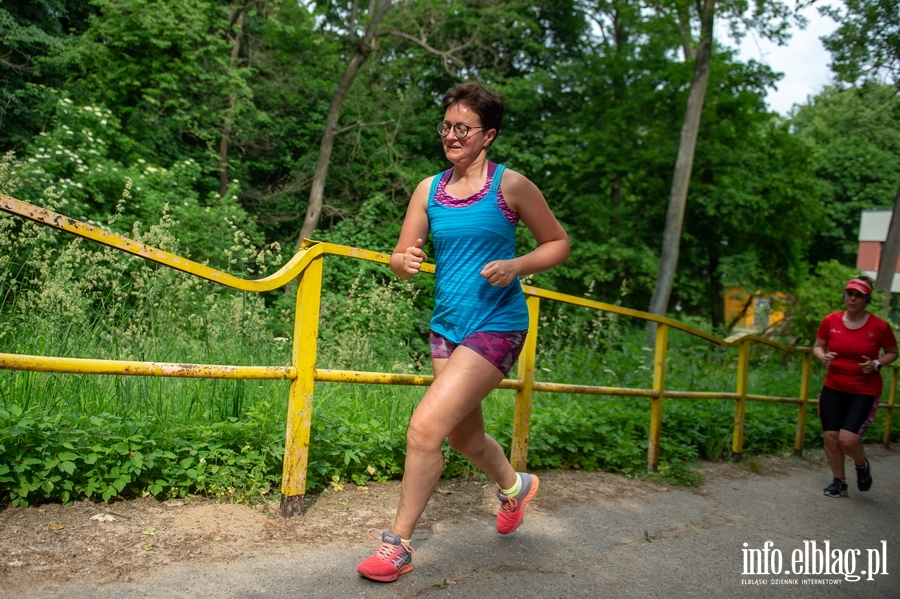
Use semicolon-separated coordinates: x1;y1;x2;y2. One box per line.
813;276;897;498
356;82;569;582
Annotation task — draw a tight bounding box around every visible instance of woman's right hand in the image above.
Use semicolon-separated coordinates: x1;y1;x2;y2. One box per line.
402;239;427;275
820;351;837;368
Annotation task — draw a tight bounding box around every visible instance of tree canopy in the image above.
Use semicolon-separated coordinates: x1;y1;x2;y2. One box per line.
1;0;897;336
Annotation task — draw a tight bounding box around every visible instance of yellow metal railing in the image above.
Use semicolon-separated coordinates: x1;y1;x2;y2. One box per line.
1;195;898;515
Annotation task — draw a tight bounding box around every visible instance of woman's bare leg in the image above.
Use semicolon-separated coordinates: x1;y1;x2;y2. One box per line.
447;403;517;488
838;429;866;467
823;430;845;479
390;346;510;539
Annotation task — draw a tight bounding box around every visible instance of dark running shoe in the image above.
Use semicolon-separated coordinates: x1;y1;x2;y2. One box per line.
856;459;873;492
357;530;413;582
823;478;848;498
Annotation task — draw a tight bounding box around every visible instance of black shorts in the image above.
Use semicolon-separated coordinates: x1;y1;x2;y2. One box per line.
818;385;878;436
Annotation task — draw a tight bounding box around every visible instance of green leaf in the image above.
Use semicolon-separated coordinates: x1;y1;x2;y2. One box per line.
131;452;144;468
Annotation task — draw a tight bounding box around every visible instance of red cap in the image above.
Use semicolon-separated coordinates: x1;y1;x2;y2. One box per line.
844;279;872;295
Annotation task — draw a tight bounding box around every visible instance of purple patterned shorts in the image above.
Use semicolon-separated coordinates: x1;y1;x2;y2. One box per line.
430;330;528;376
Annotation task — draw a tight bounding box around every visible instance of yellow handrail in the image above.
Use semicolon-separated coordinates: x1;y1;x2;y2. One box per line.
0;195;433;291
0;353;295;379
1;195;897;515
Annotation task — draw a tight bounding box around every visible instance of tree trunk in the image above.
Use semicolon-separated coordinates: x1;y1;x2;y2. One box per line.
708;244;725;330
296;0;394;248
645;0;716;346
674;4;697;61
876;180;900;312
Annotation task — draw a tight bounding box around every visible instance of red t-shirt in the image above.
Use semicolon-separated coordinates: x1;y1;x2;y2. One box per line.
816;311;897;396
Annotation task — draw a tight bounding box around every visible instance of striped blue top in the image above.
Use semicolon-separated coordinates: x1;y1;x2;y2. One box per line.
427;163;529;342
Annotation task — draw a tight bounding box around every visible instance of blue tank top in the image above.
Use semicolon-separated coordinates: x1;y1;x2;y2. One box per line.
427;163;529;342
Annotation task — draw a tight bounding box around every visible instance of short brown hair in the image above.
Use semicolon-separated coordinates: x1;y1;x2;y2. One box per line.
442;82;504;135
858;275;875;289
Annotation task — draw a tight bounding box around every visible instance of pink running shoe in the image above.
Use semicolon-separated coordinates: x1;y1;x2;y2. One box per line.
357;529;414;582
496;472;540;534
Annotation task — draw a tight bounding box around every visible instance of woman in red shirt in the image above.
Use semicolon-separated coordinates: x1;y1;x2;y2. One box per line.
813;276;897;497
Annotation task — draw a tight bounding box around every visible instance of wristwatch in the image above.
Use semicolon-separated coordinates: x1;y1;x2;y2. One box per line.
874;360;882;371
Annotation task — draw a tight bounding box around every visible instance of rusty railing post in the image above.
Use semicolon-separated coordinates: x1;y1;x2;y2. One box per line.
731;339;751;461
883;368;897;449
279;254;324;517
648;323;668;472
793;352;813;457
511;295;540;472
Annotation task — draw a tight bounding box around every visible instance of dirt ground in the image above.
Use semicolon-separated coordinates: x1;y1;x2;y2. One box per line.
0;450;840;592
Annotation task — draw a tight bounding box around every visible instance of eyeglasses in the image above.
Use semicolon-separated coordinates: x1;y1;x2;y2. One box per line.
437;121;484;138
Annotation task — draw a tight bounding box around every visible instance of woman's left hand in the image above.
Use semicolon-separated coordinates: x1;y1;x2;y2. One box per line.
859;356;878;374
860;355;879;374
481;259;519;287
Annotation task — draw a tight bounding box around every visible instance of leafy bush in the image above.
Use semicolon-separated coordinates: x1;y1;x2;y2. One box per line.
0;406;285;507
7;96;271;271
788;260;882;344
307;413;406;490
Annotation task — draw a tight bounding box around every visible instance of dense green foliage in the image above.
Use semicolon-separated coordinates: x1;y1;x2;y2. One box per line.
792;84;900;267
5;0;896;321
2;1;900;506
